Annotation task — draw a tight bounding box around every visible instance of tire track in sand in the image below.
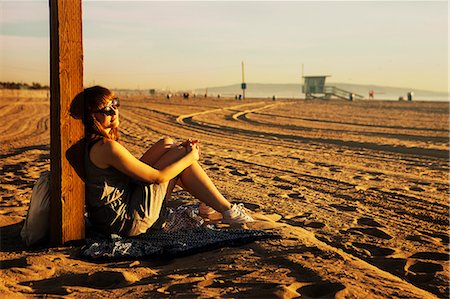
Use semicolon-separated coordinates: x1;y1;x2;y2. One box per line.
176;101;273;125
173;100;448;298
0;101;49;151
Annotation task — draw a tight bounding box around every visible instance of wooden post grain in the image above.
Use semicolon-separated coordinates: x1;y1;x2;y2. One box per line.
49;0;84;245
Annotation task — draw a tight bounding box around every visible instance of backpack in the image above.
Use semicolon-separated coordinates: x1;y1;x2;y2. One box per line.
20;171;51;246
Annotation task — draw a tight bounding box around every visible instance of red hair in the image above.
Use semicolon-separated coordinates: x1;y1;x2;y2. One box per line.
83;86;120;143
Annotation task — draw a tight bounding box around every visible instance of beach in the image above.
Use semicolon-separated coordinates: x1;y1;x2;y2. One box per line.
0;92;448;298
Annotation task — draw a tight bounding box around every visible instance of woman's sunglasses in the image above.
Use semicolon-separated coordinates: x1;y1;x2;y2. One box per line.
96;98;120;116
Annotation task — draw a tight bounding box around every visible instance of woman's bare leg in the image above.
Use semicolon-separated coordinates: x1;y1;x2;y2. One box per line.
153;146;231;213
140;137;176;166
179;163;231;213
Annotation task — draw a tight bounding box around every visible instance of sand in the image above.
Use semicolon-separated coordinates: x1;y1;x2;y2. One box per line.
0;91;448;298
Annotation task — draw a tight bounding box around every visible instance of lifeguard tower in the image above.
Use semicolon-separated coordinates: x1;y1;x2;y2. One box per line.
302;76;328;99
303;76;363;101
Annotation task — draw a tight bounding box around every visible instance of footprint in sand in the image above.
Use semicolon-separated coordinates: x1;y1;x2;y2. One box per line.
409;232;450;246
20;270;141;294
239;177;254;183
435;186;448;192
224;165;248;177
347;227;393;240
297;282;346;298
404;260;444;283
369;177;384;182
408;186;425;192
230;170;247;177
273;176;293;183
230;201;261;211
330;203;358;212
285;216;325;229
204;163;221;171
352;242;395;257
409;252;449;261
371;257;408;277
287;193;304;200
359;171;384;182
407;261;443;273
367;171;383;176
356;217;383;227
85;270;140;289
303;221;325;229
315;162;330;168
329;167;342;173
274;184;293;191
406;234;444;245
202;159;215;166
410;180;431;186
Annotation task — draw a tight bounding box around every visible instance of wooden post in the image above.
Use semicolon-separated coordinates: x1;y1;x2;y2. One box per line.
241;61;246;100
49;0;85;245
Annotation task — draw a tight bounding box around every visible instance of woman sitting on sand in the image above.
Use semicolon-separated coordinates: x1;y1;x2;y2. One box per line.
83;86;254;237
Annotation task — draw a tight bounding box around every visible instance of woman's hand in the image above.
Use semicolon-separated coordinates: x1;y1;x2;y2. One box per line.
180;139;199;148
185;141;200;161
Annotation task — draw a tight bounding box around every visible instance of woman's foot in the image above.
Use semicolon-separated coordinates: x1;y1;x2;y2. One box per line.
199;203;223;221
199;203;216;215
222;203;255;224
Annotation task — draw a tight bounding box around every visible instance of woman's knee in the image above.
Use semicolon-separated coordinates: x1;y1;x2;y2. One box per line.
158;136;175;148
153;144;187;169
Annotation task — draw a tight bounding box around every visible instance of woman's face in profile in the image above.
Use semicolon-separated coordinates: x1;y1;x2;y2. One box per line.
95;99;120;129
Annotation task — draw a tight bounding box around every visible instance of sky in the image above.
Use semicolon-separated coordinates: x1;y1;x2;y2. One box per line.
0;0;448;92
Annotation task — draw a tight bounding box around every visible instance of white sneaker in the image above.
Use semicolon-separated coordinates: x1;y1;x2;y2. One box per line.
222;203;255;224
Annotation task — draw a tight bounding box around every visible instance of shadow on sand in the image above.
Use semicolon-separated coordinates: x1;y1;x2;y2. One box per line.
0;220;27;252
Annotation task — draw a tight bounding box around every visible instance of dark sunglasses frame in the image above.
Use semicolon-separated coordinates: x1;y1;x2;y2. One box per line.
96;98;120;116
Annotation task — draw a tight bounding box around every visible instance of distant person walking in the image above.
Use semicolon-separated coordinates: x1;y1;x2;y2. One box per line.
407;91;414;101
369;90;374;99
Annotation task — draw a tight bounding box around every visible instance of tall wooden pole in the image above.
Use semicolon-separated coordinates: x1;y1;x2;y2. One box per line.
241;61;246;100
49;0;85;245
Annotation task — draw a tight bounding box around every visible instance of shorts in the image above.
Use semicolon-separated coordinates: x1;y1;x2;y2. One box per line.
126;181;170;237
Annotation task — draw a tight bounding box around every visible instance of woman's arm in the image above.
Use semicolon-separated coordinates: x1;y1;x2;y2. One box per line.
92;139;198;184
